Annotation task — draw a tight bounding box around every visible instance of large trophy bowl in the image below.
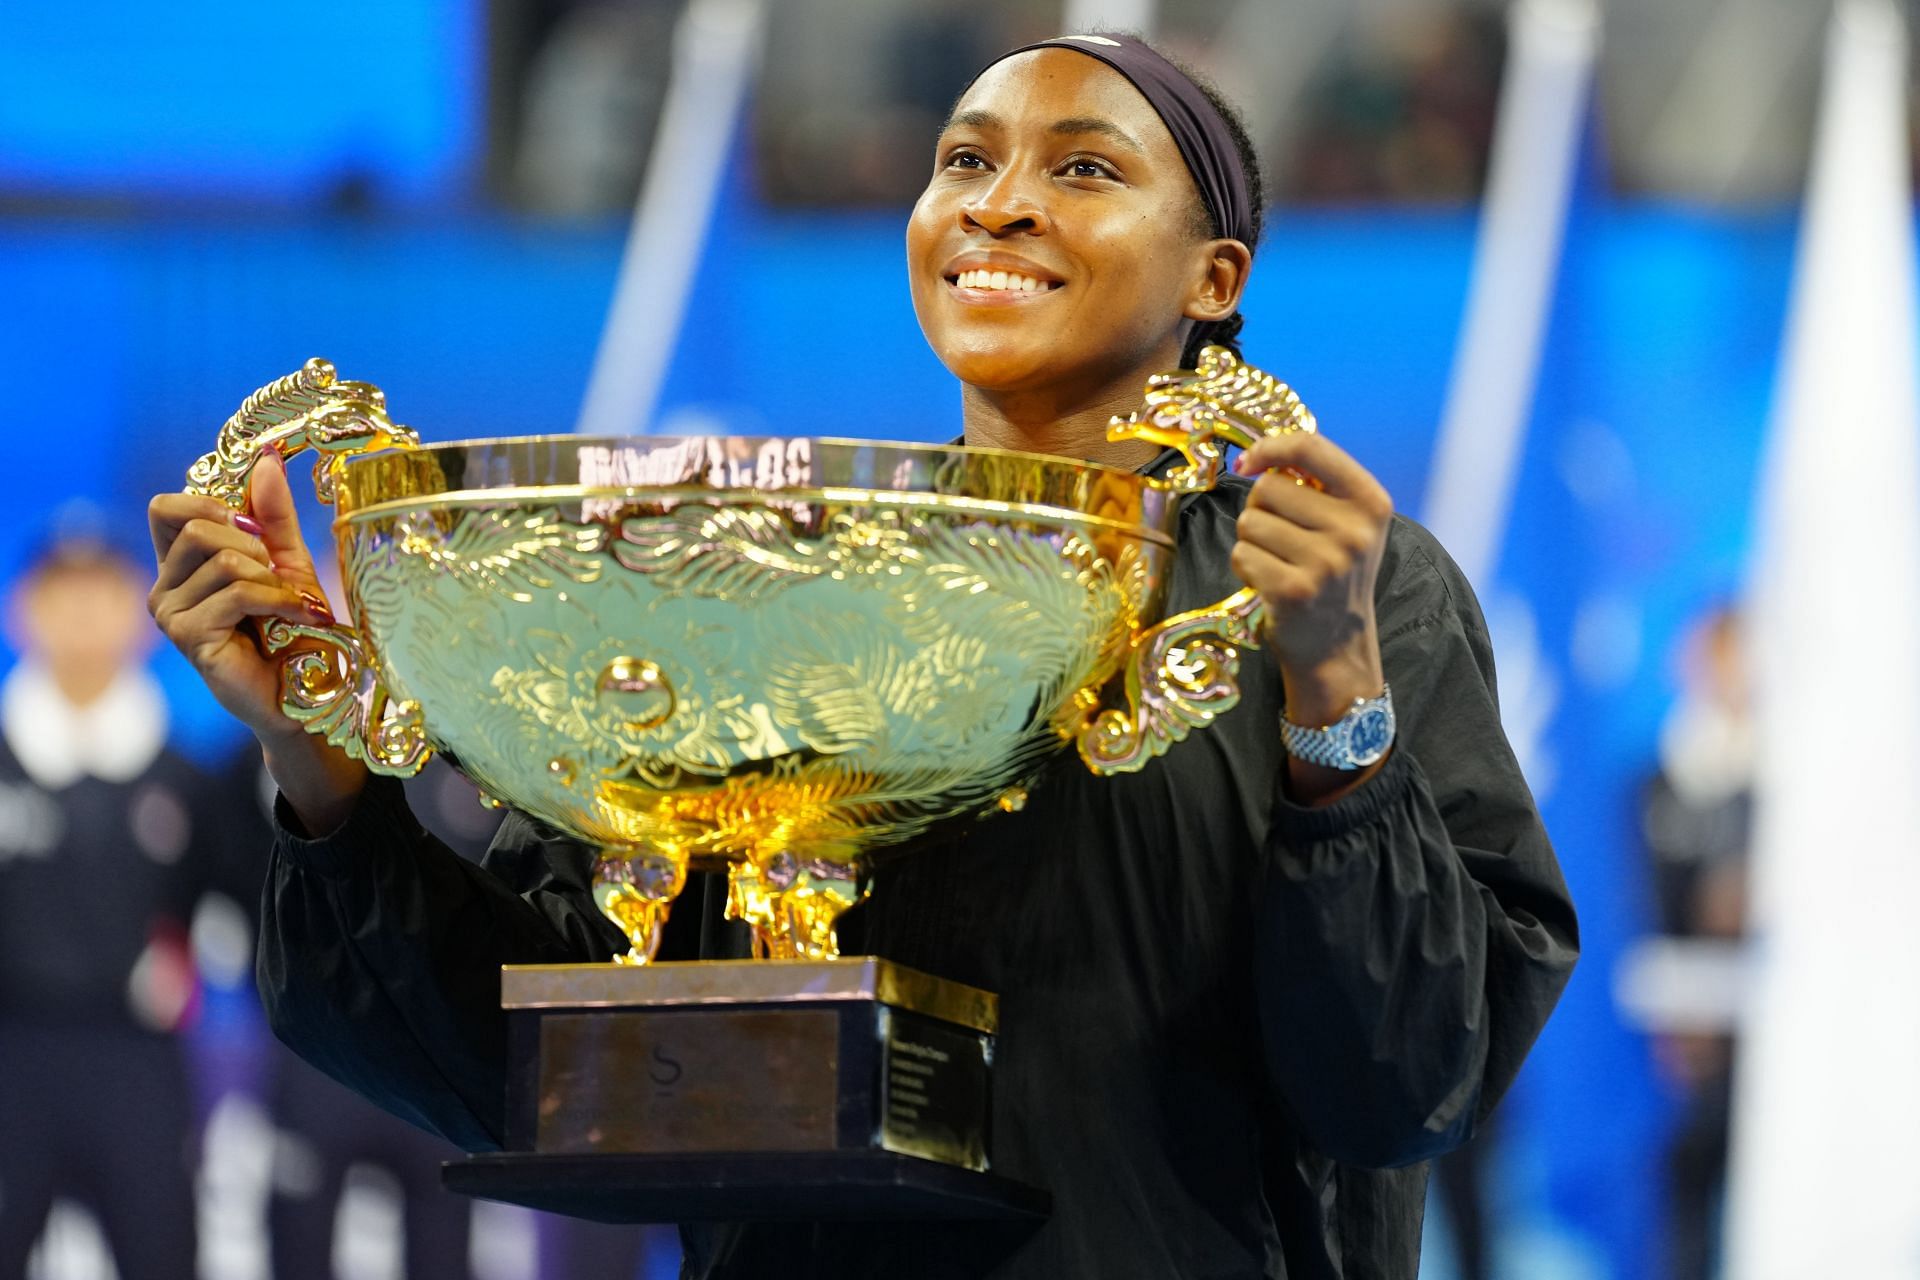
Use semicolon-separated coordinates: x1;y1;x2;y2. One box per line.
185;349;1315;1218
187;348;1315;966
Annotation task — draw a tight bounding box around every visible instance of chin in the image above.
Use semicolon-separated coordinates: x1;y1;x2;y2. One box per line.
928;332;1061;394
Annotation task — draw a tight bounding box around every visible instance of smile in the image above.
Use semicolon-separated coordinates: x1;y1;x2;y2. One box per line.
945;269;1060;294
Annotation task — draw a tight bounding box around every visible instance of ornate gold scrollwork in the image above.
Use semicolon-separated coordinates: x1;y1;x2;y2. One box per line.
1108;344;1318;493
262;620;433;773
1078;588;1265;774
1079;346;1317;776
186;357;421;508
184;358;430;777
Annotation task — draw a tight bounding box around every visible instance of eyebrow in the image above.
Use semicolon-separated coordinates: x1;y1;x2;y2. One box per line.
942;109;1145;155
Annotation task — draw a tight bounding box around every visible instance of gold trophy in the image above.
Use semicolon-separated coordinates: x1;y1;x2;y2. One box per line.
185;349;1314;1220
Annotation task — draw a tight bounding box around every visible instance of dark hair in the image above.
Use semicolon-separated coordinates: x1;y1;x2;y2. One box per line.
1158;50;1265;368
18;500;144;588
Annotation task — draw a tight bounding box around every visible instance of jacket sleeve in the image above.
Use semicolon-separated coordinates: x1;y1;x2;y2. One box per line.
256;775;624;1150
1253;526;1579;1169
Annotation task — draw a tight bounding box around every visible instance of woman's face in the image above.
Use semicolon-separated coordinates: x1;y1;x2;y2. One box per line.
906;48;1242;398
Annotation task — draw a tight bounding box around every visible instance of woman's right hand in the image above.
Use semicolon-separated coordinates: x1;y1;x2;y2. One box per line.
148;448;368;832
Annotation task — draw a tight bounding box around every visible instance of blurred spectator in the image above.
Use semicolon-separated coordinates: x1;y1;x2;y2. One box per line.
1285;8;1504;203
1638;604;1752;1280
744;0;1507;209
0;509;237;1279
505;0;682;216
752;0;1040;207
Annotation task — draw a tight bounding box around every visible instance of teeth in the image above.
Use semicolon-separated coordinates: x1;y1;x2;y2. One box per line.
953;269;1053;293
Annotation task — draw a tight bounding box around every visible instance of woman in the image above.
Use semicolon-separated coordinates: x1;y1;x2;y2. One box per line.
148;34;1576;1280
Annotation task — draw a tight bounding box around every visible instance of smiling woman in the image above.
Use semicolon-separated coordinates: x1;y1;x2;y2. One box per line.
147;29;1578;1280
908;42;1256;471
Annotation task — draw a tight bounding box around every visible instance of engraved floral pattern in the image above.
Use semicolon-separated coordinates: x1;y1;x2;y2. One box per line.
347;498;1144;871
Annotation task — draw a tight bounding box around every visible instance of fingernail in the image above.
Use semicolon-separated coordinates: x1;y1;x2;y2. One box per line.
299;592;334;622
233;513;265;537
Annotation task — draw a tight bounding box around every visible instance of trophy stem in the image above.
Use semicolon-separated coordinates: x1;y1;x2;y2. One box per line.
591;848;689;964
725;857;865;961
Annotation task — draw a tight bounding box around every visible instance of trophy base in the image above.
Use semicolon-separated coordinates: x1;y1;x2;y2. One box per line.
475;957;1047;1224
441;1150;1052;1224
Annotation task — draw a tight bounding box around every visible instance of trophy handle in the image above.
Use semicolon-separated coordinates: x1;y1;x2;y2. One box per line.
1078;346;1317;776
184;358;432;777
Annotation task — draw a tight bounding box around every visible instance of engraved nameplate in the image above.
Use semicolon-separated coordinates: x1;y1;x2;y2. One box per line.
535;1009;840;1154
879;1008;991;1171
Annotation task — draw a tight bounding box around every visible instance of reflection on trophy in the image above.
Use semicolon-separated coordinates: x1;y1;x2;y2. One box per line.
185;348;1314;1220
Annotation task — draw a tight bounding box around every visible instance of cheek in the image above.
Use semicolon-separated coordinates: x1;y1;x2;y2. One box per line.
904;200;942;311
1075;227;1185;335
905;192;944;269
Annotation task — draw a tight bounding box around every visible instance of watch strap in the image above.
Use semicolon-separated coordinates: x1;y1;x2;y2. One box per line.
1281;684;1395;771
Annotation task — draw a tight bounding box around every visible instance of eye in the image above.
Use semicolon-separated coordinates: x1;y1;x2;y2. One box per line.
1061;156;1118;180
945;148;989;172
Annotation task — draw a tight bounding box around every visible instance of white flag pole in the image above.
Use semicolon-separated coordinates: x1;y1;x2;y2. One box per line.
574;0;764;437
1420;0;1599;593
1725;2;1920;1275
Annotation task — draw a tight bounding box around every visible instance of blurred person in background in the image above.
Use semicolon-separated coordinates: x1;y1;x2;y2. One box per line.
1638;604;1752;1280
0;508;232;1280
1283;9;1502;203
147;32;1577;1279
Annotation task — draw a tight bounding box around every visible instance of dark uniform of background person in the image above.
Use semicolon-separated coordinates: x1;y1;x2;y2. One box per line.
0;517;233;1280
1638;605;1752;1280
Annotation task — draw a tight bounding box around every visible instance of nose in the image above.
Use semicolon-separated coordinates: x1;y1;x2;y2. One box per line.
960;169;1049;237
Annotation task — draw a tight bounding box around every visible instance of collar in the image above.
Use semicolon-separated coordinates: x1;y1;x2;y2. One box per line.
1;662;170;790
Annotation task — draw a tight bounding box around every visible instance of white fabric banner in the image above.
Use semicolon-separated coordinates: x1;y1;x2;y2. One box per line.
1726;2;1920;1274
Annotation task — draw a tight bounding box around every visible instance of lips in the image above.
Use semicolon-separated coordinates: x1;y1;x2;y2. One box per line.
940;251;1065;300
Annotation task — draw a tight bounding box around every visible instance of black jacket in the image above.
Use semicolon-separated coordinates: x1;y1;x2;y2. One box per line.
259;464;1578;1279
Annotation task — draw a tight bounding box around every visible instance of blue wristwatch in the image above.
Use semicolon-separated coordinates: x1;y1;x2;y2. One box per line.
1280;685;1395;770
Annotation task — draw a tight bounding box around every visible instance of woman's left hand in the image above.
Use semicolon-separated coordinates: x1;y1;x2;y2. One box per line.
1230;431;1394;796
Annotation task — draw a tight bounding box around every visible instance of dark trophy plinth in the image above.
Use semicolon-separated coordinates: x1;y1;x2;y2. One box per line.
442;959;1050;1224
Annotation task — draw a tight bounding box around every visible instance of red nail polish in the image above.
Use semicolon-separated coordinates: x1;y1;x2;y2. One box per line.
299;592;334;622
233;513;264;537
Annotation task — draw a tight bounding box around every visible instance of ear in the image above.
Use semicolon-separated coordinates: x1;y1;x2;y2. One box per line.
1182;238;1252;325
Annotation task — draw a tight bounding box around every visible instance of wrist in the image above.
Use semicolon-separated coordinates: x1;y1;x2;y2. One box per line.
1278;650;1386;727
1279;679;1395;806
257;726;368;837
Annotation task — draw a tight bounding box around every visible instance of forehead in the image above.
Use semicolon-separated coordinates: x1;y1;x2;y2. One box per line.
948;48;1177;153
24;556;139;597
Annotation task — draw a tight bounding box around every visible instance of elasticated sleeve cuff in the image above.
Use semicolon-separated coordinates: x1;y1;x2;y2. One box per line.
271;773;419;881
1267;739;1418;846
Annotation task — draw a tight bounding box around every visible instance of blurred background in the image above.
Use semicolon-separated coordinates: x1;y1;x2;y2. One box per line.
3;0;1917;1276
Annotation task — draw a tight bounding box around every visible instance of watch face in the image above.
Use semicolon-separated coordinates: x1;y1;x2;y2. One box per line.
1350;706;1394;762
